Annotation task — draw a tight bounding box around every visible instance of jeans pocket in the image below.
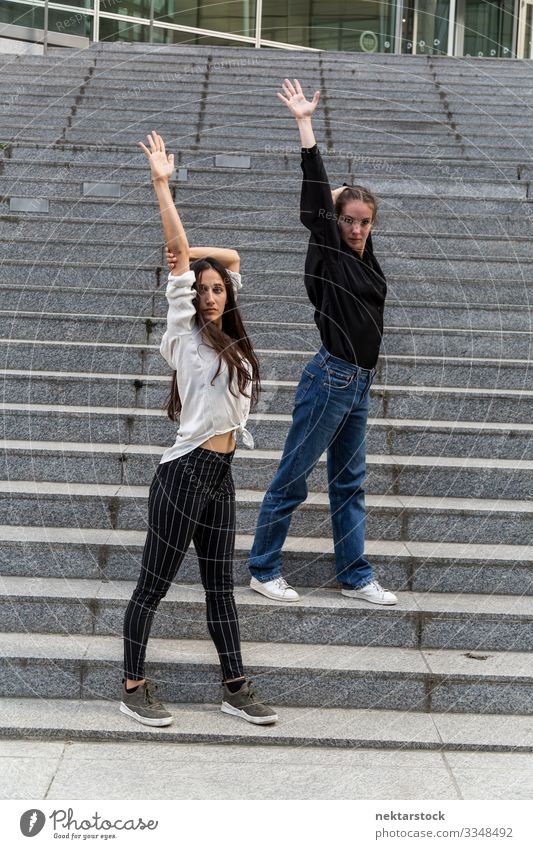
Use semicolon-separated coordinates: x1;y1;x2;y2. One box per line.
322;368;353;390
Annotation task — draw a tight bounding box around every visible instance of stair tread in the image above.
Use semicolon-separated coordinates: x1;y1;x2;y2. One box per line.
0;632;530;678
0;523;530;562
2;438;532;470
2;402;533;431
0;697;530;751
4;371;533;399
1;576;532;617
1;479;529;512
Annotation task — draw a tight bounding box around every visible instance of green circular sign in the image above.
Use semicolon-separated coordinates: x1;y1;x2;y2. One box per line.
360;30;378;52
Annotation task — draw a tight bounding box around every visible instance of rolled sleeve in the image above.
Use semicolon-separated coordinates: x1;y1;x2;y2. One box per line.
159;269;197;367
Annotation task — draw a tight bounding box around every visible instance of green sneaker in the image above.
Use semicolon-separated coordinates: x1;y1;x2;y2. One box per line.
221;679;278;725
119;679;173;727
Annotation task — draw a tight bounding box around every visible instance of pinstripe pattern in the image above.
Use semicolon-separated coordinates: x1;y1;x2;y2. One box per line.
123;446;243;682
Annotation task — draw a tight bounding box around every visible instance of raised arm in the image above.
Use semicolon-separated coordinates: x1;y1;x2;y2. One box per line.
277;78;340;256
139;130;190;276
167;246;240;272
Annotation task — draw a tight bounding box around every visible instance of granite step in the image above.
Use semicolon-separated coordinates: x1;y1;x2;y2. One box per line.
4;125;462;150
2;184;527;220
1;524;530;596
1;266;531;309
1;577;531;651
3;312;531;357
3;205;533;238
1;284;530;325
2;403;531;458
2;171;526;201
2;370;531;423
0;245;533;284
1;697;531;752
4;439;531;499
0;632;530;714
2;339;531;389
3;211;533;258
0;480;530;544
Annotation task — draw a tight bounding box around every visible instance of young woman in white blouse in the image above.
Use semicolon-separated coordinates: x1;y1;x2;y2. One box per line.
120;131;277;727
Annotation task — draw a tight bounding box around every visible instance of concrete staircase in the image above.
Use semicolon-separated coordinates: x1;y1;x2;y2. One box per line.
0;44;531;752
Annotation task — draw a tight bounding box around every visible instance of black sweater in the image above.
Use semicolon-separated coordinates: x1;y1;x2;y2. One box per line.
300;144;387;369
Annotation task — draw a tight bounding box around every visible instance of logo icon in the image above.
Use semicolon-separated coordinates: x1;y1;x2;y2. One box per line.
20;810;46;837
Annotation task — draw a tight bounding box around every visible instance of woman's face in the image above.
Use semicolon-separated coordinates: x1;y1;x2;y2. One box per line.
337;199;374;256
197;269;228;327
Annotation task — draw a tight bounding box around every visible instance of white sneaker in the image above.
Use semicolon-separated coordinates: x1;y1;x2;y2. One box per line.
341;580;397;605
250;575;300;602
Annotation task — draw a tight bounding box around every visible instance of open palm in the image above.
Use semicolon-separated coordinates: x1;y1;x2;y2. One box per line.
277;78;320;119
139;130;175;181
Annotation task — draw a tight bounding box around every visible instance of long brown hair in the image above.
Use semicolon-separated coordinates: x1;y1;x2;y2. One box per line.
165;257;261;421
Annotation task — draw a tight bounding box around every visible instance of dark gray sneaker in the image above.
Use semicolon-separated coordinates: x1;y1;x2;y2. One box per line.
119;680;173;727
221;679;278;725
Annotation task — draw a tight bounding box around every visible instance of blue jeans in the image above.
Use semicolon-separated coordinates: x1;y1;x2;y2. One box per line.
249;345;375;589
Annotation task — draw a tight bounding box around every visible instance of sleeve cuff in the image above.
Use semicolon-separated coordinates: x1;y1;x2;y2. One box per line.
167;269;195;286
227;269;243;298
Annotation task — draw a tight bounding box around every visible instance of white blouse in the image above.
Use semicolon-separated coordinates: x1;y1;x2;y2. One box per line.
158;268;254;464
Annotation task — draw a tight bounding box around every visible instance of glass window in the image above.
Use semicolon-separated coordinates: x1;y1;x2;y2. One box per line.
98;15;252;44
107;0;255;37
49;0;93;9
463;0;514;57
0;0;43;27
99;15;154;40
262;0;395;51
155;28;253;45
401;0;449;54
0;0;92;35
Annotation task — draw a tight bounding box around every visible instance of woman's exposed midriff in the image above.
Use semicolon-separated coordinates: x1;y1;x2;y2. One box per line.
199;430;237;453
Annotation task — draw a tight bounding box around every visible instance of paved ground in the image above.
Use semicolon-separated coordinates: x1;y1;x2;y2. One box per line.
2;739;532;799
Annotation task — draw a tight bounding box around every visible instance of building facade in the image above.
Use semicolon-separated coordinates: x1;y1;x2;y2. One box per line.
0;0;531;59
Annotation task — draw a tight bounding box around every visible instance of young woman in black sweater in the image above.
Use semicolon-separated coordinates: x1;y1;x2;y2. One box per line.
248;79;397;606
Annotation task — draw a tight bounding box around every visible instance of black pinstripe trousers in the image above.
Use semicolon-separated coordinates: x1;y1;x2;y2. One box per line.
123;445;244;682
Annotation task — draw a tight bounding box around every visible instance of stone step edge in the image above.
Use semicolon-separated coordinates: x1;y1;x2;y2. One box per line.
3;438;533;473
3;254;533;272
2;576;531;619
4;189;530;211
5;149;529;168
6;130;524;157
3;338;532;368
2;156;527;180
3;311;532;340
4;207;533;229
3;403;532;434
1;479;532;514
2;283;531;308
1;175;528;199
0;525;530;565
1;633;530;682
0;169;528;190
0;111;495;129
4;371;532;401
5;215;533;244
0;698;530;752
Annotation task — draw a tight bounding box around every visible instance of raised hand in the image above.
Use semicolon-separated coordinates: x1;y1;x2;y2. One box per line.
277;78;320;120
165;247;177;271
139;130;175;182
331;186;346;204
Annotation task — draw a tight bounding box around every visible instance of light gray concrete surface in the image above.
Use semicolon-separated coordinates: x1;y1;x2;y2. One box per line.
1;739;532;800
